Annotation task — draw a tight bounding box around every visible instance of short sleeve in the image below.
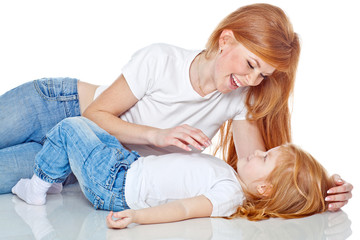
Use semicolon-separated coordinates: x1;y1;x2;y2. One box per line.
121;45;158;100
232;91;248;121
232;106;247;121
203;180;244;217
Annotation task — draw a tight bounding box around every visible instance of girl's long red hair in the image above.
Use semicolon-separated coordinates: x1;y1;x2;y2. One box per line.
230;144;334;220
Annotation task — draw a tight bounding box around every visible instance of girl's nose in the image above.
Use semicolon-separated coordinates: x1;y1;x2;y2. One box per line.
254;149;266;157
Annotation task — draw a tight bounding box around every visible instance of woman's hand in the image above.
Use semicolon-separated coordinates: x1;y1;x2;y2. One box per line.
148;124;211;152
325;174;353;212
106;210;136;229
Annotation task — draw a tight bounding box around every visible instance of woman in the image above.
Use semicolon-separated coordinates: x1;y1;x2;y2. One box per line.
0;3;352;210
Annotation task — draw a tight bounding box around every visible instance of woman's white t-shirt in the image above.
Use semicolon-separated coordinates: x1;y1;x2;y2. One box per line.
95;43;248;156
125;152;244;217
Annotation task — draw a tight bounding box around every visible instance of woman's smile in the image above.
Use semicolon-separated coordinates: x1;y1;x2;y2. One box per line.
230;74;243;89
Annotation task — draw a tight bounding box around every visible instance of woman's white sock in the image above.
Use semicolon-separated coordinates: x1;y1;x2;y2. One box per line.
12;175;52;205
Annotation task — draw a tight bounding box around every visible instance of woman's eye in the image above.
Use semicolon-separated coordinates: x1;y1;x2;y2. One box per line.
247;61;254;69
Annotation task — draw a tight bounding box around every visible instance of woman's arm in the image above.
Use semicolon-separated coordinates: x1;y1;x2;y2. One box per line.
232;119;265;159
325;174;353;211
106;195;212;229
232;120;353;211
83;74;154;145
83;75;210;151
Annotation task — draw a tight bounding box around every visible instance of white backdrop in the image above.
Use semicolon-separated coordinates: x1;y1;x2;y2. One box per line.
1;0;359;237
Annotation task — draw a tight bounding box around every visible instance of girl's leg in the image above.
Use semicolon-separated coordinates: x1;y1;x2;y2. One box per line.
0;78;81;193
13;117;138;211
51;117;139;211
1;142;63;195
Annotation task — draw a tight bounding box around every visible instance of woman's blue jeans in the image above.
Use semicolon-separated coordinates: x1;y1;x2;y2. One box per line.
34;117;139;211
0;78;81;193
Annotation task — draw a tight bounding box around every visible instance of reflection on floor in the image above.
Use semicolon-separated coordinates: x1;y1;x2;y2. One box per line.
0;183;353;240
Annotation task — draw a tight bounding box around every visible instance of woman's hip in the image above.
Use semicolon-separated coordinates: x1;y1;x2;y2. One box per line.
0;77;81;148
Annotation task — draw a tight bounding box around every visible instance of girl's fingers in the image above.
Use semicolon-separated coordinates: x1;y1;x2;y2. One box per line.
106;211;129;229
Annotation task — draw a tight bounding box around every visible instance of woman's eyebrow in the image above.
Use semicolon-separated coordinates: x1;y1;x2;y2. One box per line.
249;57;272;75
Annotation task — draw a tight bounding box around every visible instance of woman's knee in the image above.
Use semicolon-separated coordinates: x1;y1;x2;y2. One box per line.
0;142;42;194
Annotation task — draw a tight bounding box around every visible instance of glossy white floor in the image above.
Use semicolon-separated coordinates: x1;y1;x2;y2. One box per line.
0;182;355;240
0;1;359;239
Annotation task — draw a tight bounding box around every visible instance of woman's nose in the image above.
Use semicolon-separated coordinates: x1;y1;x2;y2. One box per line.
246;72;263;86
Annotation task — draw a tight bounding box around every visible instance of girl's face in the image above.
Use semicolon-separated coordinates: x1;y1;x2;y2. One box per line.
236;147;281;194
213;34;276;93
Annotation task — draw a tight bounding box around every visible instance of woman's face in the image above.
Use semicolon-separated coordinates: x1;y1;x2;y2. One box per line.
213;40;276;94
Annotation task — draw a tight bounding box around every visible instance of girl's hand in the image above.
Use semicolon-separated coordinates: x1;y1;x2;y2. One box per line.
106;210;136;229
325;174;353;212
149;124;211;152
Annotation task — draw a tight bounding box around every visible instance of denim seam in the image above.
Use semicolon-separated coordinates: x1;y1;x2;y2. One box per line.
122;170;129;209
84;185;105;210
34;164;62;184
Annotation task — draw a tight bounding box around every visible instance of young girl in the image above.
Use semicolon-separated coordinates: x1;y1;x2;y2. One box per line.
11;117;335;229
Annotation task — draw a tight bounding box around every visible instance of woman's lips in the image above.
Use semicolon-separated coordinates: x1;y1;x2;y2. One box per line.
230;74;244;88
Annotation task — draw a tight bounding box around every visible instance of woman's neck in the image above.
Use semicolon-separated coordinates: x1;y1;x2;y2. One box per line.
189;52;216;97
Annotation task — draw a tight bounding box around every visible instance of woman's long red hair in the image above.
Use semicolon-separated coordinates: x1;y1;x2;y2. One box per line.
206;4;301;169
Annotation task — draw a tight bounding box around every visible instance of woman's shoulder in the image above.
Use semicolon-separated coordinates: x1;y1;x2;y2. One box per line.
135;43;196;59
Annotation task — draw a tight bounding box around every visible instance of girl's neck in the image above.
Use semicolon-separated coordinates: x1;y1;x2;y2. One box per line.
190;51;216;97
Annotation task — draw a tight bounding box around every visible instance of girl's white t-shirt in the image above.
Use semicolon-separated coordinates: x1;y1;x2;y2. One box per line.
124;152;244;217
95;43;248;156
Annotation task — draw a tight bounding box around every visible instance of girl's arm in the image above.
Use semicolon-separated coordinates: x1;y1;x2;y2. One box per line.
232;119;266;159
83;75;210;151
106;195;212;229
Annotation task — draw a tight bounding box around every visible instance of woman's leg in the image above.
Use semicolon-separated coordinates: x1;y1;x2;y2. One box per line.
0;78;80;148
0;142;42;194
0;78;81;193
13;117;138;211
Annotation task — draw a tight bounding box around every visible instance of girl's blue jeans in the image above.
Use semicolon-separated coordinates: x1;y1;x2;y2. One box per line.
0;78;81;193
34;117;138;211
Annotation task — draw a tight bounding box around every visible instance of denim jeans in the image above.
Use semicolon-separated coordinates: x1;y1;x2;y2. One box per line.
34;117;139;211
0;78;81;193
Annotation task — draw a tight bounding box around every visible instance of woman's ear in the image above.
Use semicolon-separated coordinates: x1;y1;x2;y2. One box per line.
219;29;236;49
256;183;273;197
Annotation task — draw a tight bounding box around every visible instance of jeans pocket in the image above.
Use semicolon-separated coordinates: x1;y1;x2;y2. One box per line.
34;78;78;101
83;186;105;210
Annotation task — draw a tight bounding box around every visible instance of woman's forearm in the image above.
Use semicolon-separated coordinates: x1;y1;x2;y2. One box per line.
232;120;266;159
83;109;158;145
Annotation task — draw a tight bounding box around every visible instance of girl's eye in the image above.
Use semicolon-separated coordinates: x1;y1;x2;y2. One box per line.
247;61;254;69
